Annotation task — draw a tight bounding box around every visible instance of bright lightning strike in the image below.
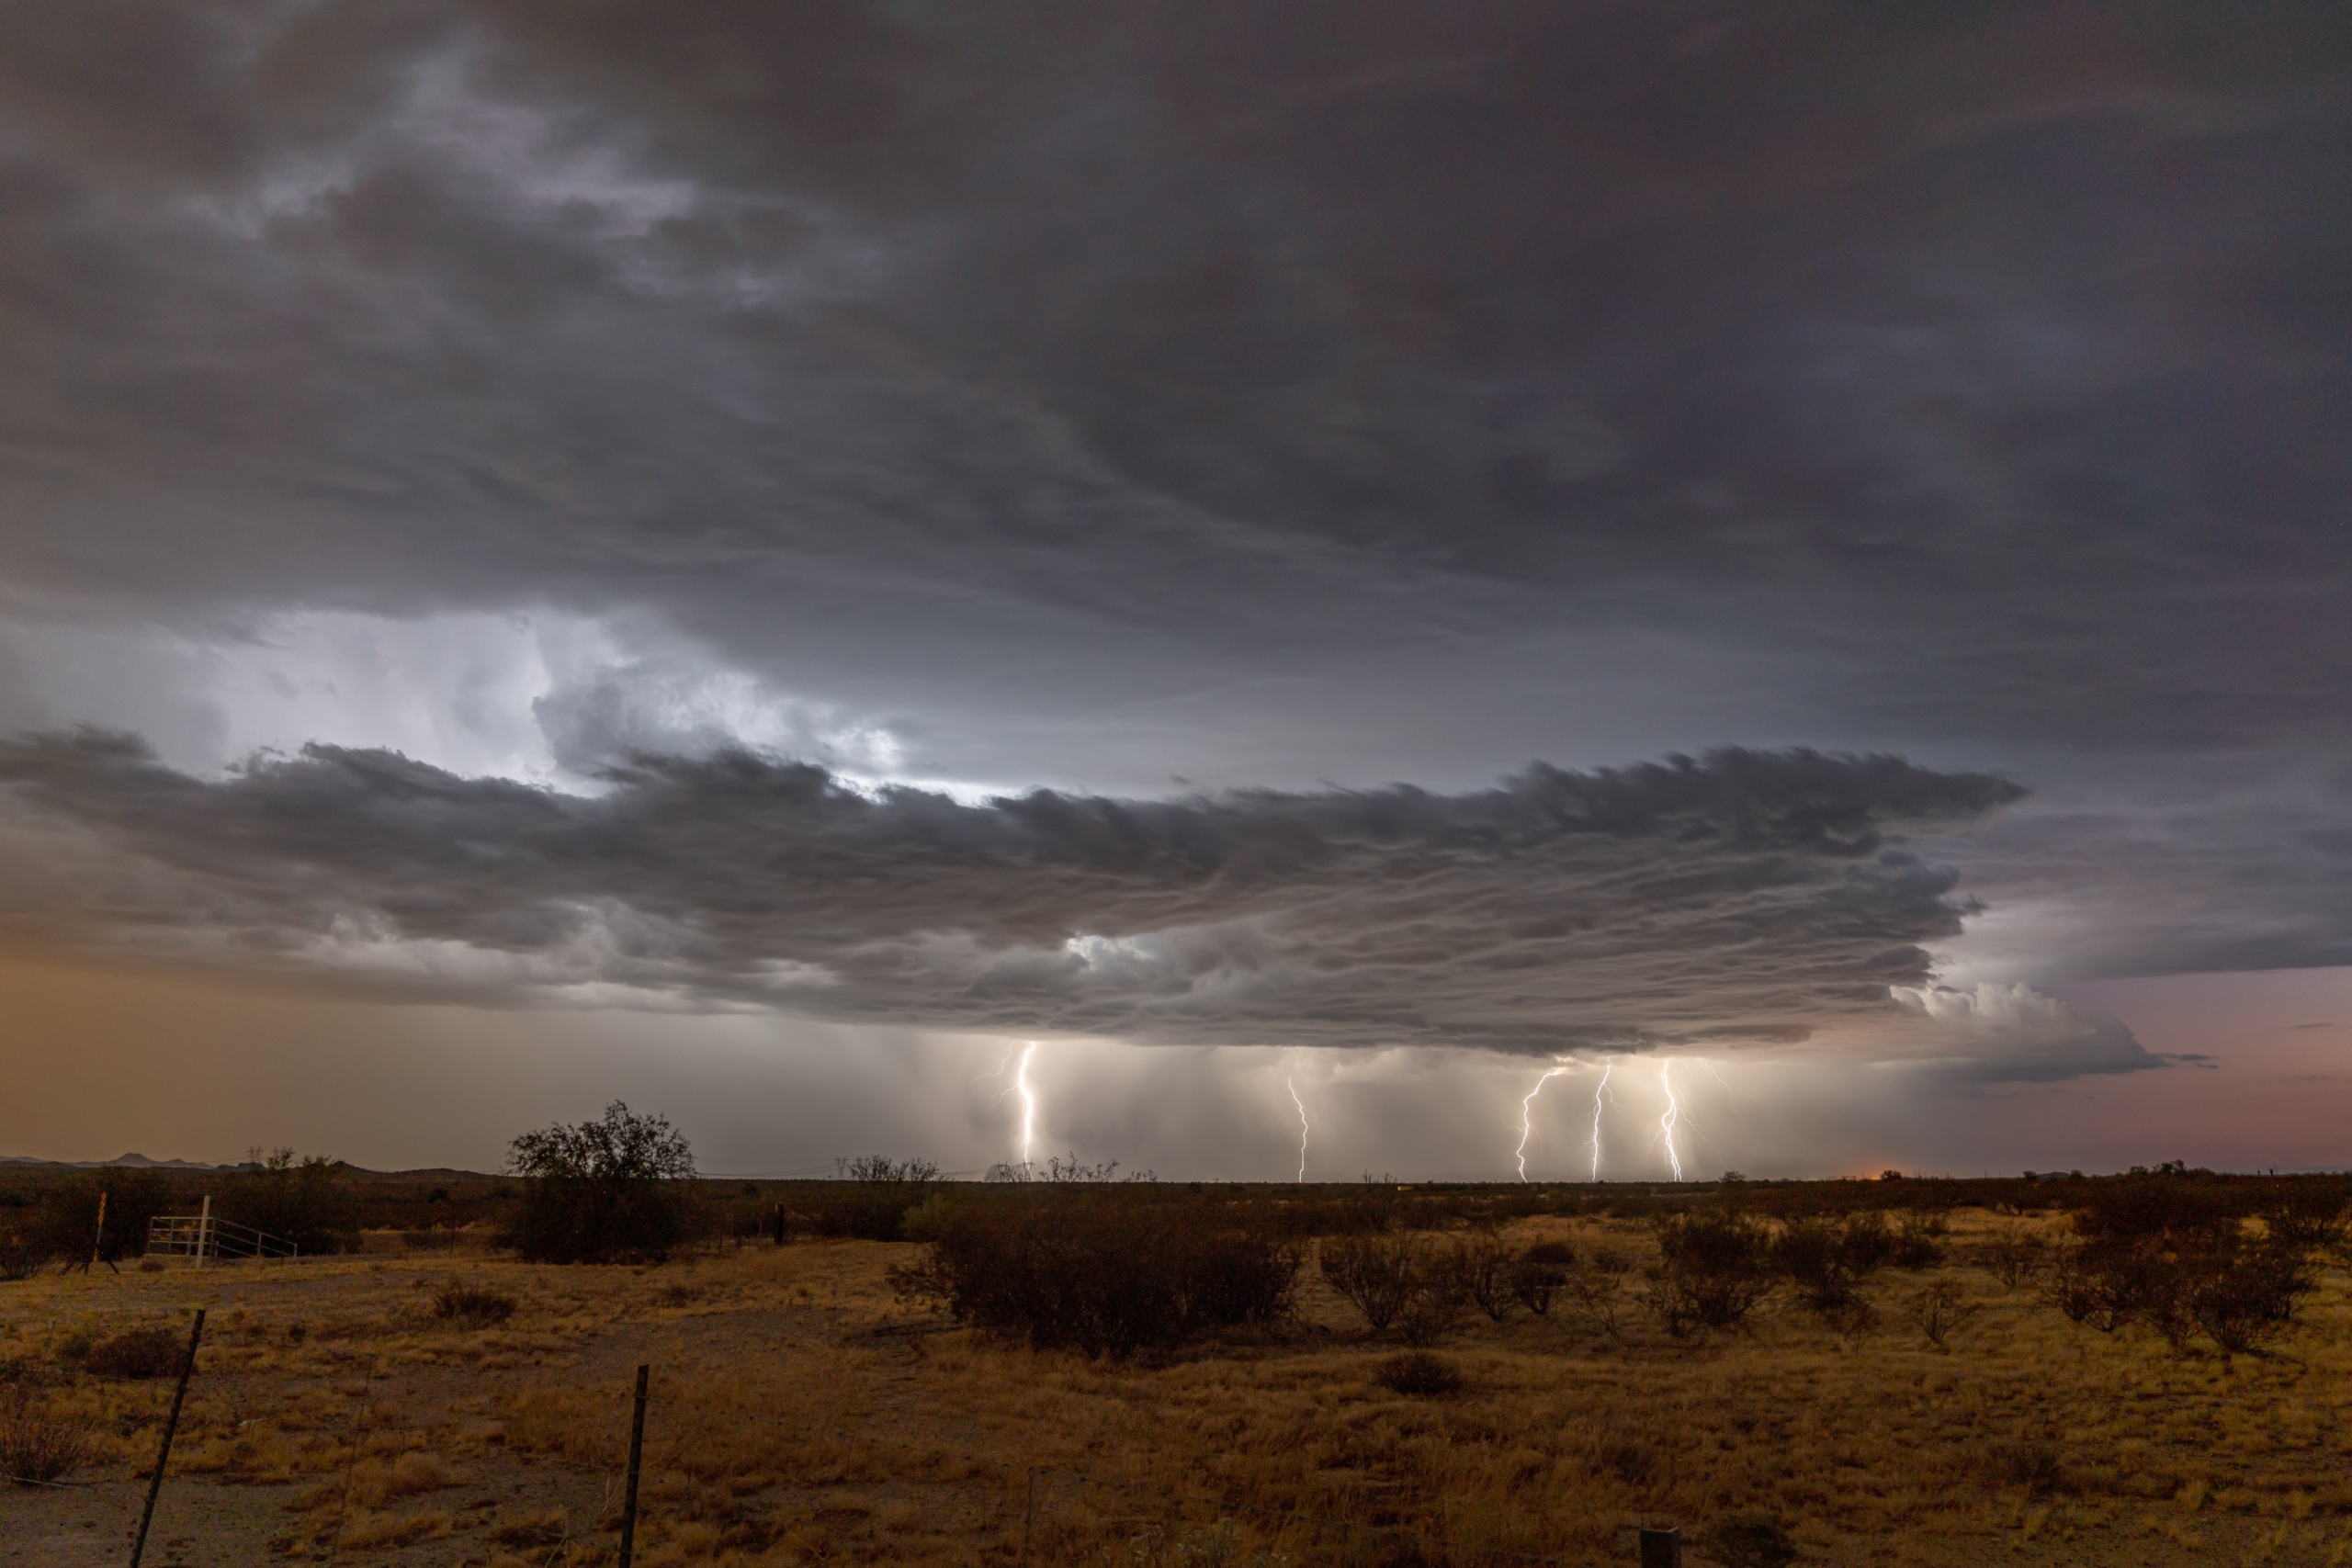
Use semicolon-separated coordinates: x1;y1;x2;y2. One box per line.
1657;1060;1684;1181
1517;1066;1569;1182
1013;1042;1039;1165
1287;1077;1309;1183
1588;1061;1613;1181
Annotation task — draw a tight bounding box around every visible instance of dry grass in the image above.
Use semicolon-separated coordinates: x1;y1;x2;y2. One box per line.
1;1210;2348;1564
0;1382;93;1483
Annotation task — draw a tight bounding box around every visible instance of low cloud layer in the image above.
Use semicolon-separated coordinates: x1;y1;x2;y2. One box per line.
1;736;2052;1057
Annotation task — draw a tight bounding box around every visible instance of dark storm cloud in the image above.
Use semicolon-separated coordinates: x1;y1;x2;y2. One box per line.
0;0;2342;1054
0;735;2027;1055
0;1;2344;761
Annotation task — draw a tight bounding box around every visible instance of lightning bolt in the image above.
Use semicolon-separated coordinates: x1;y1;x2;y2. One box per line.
1516;1066;1569;1182
1657;1059;1684;1181
1588;1060;1614;1181
1013;1042;1039;1166
1287;1076;1309;1183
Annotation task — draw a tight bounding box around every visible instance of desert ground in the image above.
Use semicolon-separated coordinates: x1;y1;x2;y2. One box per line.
6;1207;2351;1568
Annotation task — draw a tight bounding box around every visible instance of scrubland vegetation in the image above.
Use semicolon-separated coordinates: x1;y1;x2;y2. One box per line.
5;1160;2350;1566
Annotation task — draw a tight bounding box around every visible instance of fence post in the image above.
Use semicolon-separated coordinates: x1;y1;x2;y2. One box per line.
194;1197;211;1269
128;1309;205;1568
617;1364;650;1568
89;1190;107;1272
1638;1526;1681;1568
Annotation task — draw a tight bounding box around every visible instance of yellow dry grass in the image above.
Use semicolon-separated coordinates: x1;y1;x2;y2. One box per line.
4;1210;2350;1565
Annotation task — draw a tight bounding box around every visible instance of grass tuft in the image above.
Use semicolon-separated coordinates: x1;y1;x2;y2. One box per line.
1374;1350;1463;1398
432;1284;519;1329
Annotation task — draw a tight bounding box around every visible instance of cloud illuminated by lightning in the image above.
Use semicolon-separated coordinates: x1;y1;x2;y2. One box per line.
1014;1041;1038;1164
1657;1060;1684;1181
1516;1065;1569;1182
1287;1076;1309;1183
1589;1061;1614;1181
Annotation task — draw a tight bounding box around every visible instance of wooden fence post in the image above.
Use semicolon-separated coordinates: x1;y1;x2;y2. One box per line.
617;1364;650;1568
128;1309;205;1568
1638;1525;1681;1568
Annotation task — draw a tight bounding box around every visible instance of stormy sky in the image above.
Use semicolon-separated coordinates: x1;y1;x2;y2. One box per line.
1;2;2346;1177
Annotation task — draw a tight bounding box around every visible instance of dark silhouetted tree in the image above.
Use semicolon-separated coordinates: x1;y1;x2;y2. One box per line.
502;1102;697;1263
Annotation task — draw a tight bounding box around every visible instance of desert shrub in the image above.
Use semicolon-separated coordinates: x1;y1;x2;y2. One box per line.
1446;1234;1515;1323
1374;1350;1463;1397
1708;1511;1798;1568
1887;1213;1947;1269
796;1156;939;1242
1980;1438;2064;1496
2044;1183;2343;1351
431;1285;518;1329
2268;1181;2352;1254
32;1169;175;1267
0;1221;50;1281
896;1193;1298;1356
1585;1420;1663;1485
1650;1210;1776;1333
224;1150;358;1256
1909;1282;1978;1348
1394;1269;1470;1347
1509;1241;1575;1315
1774;1218;1859;1311
501;1102;699;1264
1569;1245;1634;1336
1776;1211;1903;1312
1978;1225;2049;1287
0;1383;92;1483
70;1325;185;1380
1836;1211;1895;1271
2183;1227;2321;1353
1319;1233;1419;1333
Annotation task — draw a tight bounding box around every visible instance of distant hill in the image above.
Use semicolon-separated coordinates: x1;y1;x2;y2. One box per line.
0;1155;505;1179
0;1152;240;1171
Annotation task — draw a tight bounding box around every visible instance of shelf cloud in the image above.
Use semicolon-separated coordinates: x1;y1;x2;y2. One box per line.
0;734;2096;1065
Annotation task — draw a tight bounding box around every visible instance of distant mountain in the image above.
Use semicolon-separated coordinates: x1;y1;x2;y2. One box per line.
0;1152;237;1171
